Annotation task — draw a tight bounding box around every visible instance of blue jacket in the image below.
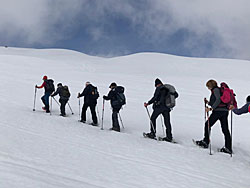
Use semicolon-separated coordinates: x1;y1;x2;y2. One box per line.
233;102;250;115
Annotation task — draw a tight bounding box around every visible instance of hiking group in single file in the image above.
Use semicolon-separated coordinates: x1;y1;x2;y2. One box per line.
34;76;250;155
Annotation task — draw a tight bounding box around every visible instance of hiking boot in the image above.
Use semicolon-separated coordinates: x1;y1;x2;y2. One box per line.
219;147;232;154
162;137;172;142
60;114;66;117
46;110;50;113
109;127;120;132
196;140;208;148
42;107;46;111
91;122;98;126
80;120;86;123
145;132;156;139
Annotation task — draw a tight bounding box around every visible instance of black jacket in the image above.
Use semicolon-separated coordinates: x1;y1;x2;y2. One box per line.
51;87;69;100
148;85;169;110
79;84;97;105
104;86;123;109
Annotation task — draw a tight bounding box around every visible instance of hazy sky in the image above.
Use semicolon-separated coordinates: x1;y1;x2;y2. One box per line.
1;0;250;60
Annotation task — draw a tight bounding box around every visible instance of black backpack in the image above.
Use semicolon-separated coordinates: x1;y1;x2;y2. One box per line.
112;86;126;108
91;86;99;100
45;79;55;92
61;85;71;98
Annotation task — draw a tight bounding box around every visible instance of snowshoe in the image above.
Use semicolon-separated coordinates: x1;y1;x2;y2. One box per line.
192;139;208;148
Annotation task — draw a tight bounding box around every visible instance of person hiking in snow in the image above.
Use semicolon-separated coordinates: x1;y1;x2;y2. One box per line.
103;82;126;132
78;82;99;126
144;78;178;142
195;79;232;154
36;75;55;113
51;83;71;117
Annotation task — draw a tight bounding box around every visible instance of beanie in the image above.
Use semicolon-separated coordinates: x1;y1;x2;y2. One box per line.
43;75;48;80
155;78;163;87
109;82;117;88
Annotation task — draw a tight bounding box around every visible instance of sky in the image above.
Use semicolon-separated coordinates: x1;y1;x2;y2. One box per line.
0;0;250;60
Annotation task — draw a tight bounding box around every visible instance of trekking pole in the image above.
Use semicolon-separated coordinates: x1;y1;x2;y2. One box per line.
206;110;212;155
231;110;233;157
145;106;156;134
101;99;105;130
118;112;125;129
67;102;74;115
160;115;165;137
50;97;52;116
52;97;60;106
33;87;37;111
78;98;81;121
96;105;101;125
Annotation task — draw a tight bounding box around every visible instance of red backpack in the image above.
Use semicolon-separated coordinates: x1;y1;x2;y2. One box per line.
220;82;237;109
248;104;250;113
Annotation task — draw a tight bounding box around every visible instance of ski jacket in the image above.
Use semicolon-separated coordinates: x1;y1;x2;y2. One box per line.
51;87;69;100
103;87;122;110
79;84;97;105
233;102;250;115
148;85;169;110
37;81;52;94
209;87;228;111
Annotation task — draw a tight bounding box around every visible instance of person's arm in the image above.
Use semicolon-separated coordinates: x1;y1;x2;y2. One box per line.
79;86;89;98
51;88;59;97
36;81;46;89
211;88;221;109
104;90;115;100
233;103;249;115
148;87;160;105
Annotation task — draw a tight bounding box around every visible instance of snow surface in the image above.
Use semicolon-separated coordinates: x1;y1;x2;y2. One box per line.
0;46;250;188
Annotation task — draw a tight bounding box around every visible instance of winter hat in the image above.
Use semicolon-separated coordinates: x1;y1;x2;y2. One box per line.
43;75;48;80
155;78;163;87
246;95;250;103
109;82;117;88
57;83;62;87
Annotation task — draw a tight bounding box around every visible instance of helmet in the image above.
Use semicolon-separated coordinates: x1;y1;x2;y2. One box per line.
43;75;48;80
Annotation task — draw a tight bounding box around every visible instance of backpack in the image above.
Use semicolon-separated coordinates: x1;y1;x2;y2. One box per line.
220;82;237;109
162;84;178;108
112;86;126;108
91;86;99;100
45;79;55;92
61;85;71;98
248;104;250;113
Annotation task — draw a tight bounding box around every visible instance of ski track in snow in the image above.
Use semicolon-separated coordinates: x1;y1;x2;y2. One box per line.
0;47;250;188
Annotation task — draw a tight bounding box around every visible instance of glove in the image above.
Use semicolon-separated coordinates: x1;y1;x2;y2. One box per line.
35;85;38;88
204;98;208;104
144;102;148;107
103;95;108;100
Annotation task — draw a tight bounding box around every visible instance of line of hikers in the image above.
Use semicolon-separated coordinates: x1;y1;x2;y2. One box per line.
35;76;250;155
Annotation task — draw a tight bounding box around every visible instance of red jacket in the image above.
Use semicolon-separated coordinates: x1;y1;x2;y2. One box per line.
37;81;46;89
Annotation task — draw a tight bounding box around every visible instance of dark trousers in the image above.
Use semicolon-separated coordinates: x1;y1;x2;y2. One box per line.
81;103;97;124
112;108;120;131
41;92;51;111
59;98;68;116
204;111;231;150
150;107;172;139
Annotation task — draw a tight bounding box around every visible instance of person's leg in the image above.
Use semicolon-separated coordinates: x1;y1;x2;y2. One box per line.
162;109;172;140
112;108;120;131
60;99;67;116
81;103;88;122
44;92;51;112
150;108;161;135
90;104;98;124
203;111;220;144
219;111;231;151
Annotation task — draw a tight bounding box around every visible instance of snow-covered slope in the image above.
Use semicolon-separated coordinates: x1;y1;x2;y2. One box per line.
0;47;250;188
